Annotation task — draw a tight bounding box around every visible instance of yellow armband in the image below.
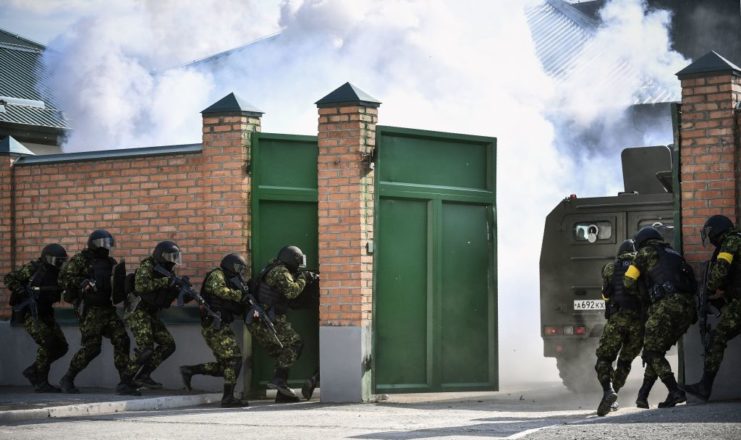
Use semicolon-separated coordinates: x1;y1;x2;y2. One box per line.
625;265;640;280
718;252;734;264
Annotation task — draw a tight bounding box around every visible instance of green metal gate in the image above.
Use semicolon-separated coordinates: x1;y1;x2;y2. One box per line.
247;132;319;395
373;126;498;393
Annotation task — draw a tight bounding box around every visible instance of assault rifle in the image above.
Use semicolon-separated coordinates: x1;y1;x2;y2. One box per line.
153;265;223;329
228;275;283;349
698;260;721;355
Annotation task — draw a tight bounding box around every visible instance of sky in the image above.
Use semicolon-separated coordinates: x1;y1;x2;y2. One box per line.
0;0;690;386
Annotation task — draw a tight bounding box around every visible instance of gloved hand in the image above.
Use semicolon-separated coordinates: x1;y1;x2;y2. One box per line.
302;271;319;284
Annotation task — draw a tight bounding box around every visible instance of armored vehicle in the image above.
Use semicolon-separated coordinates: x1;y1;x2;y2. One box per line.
539;146;677;392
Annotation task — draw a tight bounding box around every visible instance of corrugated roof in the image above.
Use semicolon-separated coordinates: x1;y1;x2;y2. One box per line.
0;29;70;130
525;0;678;105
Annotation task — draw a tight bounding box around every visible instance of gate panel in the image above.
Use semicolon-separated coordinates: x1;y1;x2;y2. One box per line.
440;202;495;388
375;198;430;390
375;126;497;393
249;133;318;395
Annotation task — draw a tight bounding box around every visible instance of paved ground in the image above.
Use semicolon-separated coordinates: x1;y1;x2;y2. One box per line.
1;381;739;439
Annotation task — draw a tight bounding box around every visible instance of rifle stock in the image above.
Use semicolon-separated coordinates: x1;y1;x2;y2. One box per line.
229;275;283;349
154;265;223;329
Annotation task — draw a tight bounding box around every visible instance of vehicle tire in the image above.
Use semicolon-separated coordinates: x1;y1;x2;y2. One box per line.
556;351;600;394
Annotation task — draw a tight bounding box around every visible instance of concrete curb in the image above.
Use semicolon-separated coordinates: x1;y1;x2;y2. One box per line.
0;393;221;424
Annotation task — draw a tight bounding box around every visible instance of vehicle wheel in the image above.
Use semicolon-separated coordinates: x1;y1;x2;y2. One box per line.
556;352;600;394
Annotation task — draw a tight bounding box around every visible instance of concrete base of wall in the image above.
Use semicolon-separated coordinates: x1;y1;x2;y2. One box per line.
682;321;741;400
319;325;372;403
0;318;245;393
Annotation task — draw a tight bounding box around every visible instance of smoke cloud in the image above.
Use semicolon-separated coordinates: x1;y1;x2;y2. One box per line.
34;0;687;386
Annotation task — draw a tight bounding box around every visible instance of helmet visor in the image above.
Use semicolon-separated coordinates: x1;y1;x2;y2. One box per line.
701;227;710;247
161;250;182;266
299;254;307;270
91;237;115;250
45;255;67;268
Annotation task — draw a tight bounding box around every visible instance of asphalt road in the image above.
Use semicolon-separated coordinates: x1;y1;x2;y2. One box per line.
2;382;739;439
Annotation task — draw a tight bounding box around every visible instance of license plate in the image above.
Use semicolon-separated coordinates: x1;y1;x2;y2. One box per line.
574;299;605;311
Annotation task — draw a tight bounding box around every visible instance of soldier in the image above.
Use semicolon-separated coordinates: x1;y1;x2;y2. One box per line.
58;230;139;395
124;241;181;389
685;215;741;401
180;253;249;407
4;244;69;392
595;239;645;416
625;226;697;408
247;245;317;403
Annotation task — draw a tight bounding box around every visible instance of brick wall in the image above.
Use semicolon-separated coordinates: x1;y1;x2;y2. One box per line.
0;109;258;318
680;73;741;264
317;105;377;327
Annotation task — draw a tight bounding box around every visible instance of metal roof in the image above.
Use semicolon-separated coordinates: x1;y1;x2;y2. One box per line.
201;92;264;116
525;0;678;104
0;29;70;131
316;82;381;108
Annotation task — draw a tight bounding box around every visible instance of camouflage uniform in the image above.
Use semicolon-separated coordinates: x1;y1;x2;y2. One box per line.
625;238;696;405
59;250;132;381
125;257;177;378
595;251;645;392
182;269;243;386
4;261;68;389
703;230;741;375
246;262;306;369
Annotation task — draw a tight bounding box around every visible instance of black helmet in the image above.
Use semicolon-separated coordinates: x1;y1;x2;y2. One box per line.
153;241;182;266
220;253;247;278
701;215;734;247
633;226;662;249
617;239;635;255
41;243;68;268
88;230;115;257
277;245;306;273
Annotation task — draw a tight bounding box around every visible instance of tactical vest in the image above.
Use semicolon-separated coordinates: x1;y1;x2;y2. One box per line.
200;269;244;324
256;262;288;315
646;243;696;301
27;261;63;316
85;255;115;306
138;266;178;311
611;256;641;312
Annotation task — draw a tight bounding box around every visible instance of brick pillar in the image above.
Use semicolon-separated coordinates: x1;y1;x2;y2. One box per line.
0;154;13;318
677;51;741;399
677;51;741;265
316;82;380;402
0;136;35;319
200;92;262;270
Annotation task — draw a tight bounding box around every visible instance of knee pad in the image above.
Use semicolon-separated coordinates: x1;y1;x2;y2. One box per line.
641;350;661;365
135;347;154;366
617;359;632;370
291;340;304;360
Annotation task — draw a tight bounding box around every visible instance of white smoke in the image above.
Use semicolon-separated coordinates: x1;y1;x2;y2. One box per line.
33;0;688;386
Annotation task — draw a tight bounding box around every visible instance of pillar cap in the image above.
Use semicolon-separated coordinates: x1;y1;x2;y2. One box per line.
0;135;35;156
201;92;264;117
316;82;381;109
676;51;741;79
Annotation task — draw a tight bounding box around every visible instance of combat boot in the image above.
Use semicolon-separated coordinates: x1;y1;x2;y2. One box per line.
221;384;248;408
684;370;715;402
22;364;39;388
180;365;208;391
597;382;618;417
657;375;685;408
59;372;80;394
302;371;320;400
34;380;61;393
269;367;299;402
116;381;142;396
635;377;655;409
134;366;163;390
